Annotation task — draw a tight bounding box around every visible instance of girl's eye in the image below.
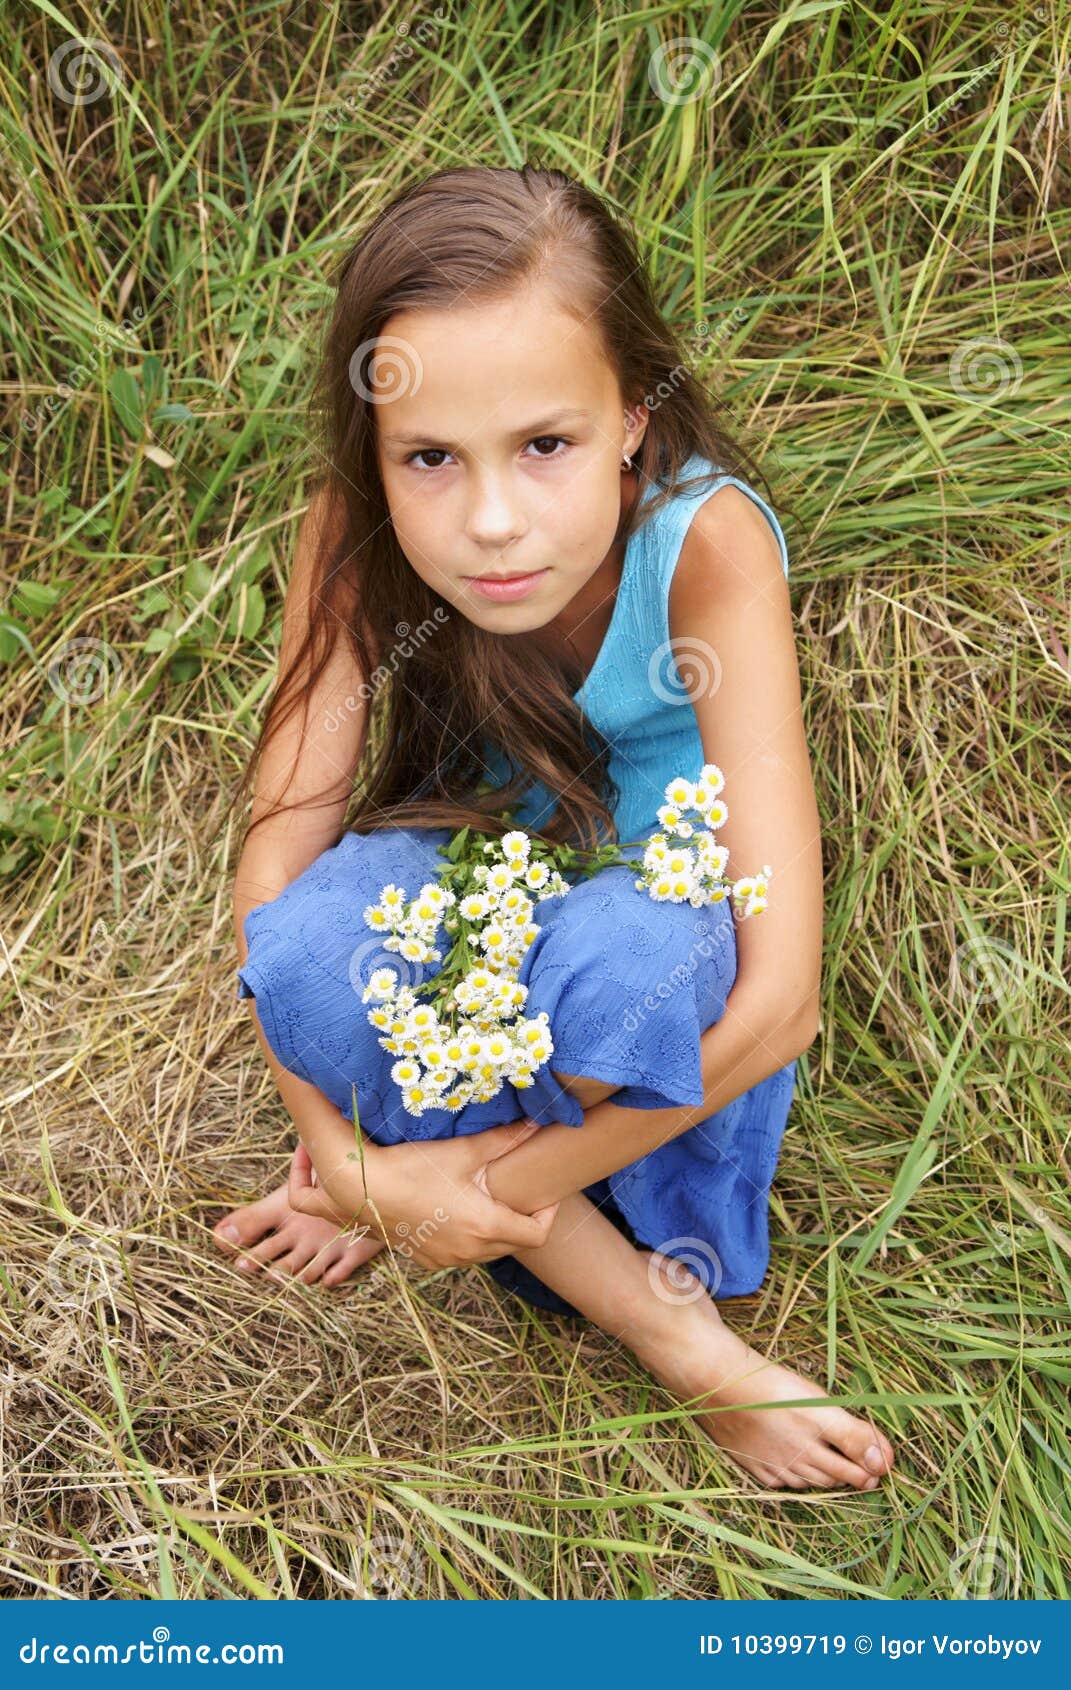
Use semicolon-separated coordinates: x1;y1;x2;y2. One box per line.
406;448;451;471
405;436;569;471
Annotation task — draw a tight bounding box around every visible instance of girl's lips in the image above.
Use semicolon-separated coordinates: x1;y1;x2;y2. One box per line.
464;567;550;602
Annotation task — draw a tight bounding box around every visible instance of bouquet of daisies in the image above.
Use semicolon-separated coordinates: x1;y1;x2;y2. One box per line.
362;762;769;1117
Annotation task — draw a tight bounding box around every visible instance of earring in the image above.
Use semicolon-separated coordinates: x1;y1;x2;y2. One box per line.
621;453;632;470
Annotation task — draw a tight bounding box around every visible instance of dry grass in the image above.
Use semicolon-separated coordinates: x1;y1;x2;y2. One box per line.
1;2;1069;1597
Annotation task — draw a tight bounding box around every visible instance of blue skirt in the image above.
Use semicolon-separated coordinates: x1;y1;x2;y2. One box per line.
236;827;796;1319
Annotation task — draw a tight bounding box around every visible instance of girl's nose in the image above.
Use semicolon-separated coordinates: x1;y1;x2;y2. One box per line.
465;481;528;546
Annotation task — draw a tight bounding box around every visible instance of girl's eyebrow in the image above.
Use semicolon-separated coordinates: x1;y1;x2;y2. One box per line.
382;407;592;448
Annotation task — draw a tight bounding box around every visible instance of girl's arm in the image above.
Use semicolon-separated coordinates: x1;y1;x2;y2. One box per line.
481;983;810;1213
482;485;822;1214
234;482;390;1162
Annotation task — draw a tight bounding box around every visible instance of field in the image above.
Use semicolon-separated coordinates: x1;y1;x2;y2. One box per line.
1;1;1069;1597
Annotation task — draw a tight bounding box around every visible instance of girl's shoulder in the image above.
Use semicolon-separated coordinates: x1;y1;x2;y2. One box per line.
666;480;790;636
644;456;789;583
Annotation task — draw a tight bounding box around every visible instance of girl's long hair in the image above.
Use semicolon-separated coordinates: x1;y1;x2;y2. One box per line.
231;164;784;855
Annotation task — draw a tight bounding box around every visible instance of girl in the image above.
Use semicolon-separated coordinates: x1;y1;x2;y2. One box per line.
215;165;896;1495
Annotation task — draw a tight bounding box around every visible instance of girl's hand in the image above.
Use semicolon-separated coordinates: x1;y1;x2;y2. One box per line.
286;1117;560;1269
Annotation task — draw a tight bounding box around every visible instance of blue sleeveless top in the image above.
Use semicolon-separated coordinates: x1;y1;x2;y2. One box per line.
480;451;790;842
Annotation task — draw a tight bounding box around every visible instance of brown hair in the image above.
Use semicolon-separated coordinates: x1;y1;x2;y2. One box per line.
232;164;784;857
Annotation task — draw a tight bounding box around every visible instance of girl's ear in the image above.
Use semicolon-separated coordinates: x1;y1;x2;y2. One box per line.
623;404;649;456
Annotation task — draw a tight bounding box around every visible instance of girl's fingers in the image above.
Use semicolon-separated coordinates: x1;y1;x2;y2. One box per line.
491;1199;561;1249
288;1141;339;1222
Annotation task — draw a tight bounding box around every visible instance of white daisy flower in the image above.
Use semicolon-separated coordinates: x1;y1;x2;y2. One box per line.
459;892;490;921
664;776;695;809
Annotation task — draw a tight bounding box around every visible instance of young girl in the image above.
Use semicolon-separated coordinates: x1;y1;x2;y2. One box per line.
215;165;896;1495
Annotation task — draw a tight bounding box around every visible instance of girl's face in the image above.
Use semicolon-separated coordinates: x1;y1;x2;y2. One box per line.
372;279;647;639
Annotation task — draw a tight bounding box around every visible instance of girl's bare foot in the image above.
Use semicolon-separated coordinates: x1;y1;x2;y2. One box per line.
633;1251;897;1492
212;1182;385;1287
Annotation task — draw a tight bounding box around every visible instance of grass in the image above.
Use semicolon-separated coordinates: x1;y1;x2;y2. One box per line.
1;0;1069;1598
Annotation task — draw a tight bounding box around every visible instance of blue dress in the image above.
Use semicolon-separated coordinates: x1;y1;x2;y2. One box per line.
236;452;798;1319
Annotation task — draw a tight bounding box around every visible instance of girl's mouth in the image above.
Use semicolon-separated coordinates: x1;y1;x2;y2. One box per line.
464;568;551;602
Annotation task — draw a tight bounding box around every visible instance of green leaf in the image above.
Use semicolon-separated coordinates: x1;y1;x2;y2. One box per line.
181;558;215;604
12;580;64;619
0;619;33;664
108;366;143;437
152;401;195;425
133;586;173;623
141;355;165;408
227;581;265;640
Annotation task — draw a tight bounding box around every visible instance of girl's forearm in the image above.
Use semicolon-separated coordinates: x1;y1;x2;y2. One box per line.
482;983;812;1215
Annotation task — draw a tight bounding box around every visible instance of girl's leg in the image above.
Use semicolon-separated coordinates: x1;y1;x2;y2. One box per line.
508;1188;896;1494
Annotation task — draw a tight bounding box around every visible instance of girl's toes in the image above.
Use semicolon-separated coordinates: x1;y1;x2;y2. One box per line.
279;1246;333;1283
827;1413;895;1476
322;1245;372;1286
213;1185;291;1253
234;1229;294;1273
812;1447;876;1490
